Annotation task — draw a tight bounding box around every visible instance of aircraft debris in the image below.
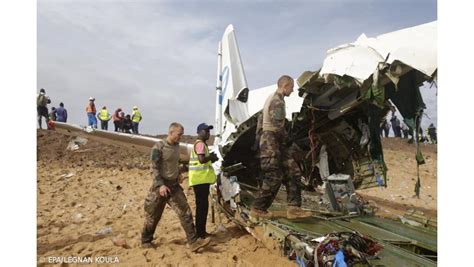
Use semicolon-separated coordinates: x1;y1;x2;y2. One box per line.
57;172;75;181
219;175;240;203
403;209;437;230
111;236;127;248
66;136;88;151
95;226;113;236
73;213;84;221
398;215;423;227
210;21;437;265
314;232;383;266
121;204;127;214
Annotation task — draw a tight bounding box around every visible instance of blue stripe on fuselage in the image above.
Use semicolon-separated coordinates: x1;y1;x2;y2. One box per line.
218;66;230;105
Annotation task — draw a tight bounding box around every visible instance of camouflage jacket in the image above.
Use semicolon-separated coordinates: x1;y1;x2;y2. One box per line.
150;140;181;187
262;92;287;138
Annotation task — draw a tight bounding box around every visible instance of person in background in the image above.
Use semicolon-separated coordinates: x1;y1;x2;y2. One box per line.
97;106;111;131
122;114;133;134
37;88;51;129
418;127;426;143
120;111;126;131
401;122;410;139
390;115;401;137
56;102;68;123
131;106;143;134
188;123;219;239
380;119;390;138
428;123;437;144
112;108;124;132
49;107;57;121
86;97;97;129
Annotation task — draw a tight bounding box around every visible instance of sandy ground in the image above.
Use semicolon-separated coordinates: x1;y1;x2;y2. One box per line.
362;138;437;219
37;130;437;266
37;130;294;267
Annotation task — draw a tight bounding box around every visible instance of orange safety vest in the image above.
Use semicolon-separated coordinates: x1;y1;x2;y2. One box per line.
86;104;96;114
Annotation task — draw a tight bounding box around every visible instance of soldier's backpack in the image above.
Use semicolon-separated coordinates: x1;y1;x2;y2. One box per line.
37;94;48;107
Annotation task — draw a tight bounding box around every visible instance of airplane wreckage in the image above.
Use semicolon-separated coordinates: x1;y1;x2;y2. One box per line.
53;21;437;266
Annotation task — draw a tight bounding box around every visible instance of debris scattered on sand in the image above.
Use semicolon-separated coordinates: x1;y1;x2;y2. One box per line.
58;172;75;181
66;137;88;151
111;236;127;248
96;226;113;236
73;213;83;221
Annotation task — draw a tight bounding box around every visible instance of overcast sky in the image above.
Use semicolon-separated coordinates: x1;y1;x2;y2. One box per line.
38;0;437;135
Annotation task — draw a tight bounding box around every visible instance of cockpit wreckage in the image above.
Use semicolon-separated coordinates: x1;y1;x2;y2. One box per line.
54;21;437;266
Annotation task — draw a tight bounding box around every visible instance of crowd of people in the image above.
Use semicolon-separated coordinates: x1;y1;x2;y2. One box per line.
85;97;143;134
380;114;437;144
36;88;142;134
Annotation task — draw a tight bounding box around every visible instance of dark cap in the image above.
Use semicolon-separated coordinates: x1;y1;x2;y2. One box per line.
197;123;213;132
40;88;45;93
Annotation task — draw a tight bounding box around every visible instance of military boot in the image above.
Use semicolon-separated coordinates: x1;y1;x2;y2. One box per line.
287;206;313;219
250;207;274;219
189;237;211;252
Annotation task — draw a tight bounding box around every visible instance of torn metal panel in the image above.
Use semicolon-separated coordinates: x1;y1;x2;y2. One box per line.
291;22;437;193
320;21;437;81
321;44;385;83
327;90;361;120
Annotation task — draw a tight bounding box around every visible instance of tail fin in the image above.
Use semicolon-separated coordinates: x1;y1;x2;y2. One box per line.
216;25;250;140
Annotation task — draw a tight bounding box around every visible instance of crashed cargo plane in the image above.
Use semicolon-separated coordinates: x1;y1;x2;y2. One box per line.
216;21;436;192
53;21;437;266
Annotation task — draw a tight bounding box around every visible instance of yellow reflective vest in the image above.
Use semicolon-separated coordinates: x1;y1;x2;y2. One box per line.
98;109;110;121
188;140;216;186
132;110;142;122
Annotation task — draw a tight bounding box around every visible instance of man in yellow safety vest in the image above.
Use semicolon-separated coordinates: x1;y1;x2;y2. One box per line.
131;106;142;134
97;106;111;131
188;123;219;238
141;122;211;251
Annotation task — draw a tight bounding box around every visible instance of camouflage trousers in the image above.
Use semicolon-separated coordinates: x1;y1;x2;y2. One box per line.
253;131;303;211
141;182;197;244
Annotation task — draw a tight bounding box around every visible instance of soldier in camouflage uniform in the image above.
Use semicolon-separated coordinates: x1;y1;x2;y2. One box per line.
251;75;312;219
141;122;211;251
